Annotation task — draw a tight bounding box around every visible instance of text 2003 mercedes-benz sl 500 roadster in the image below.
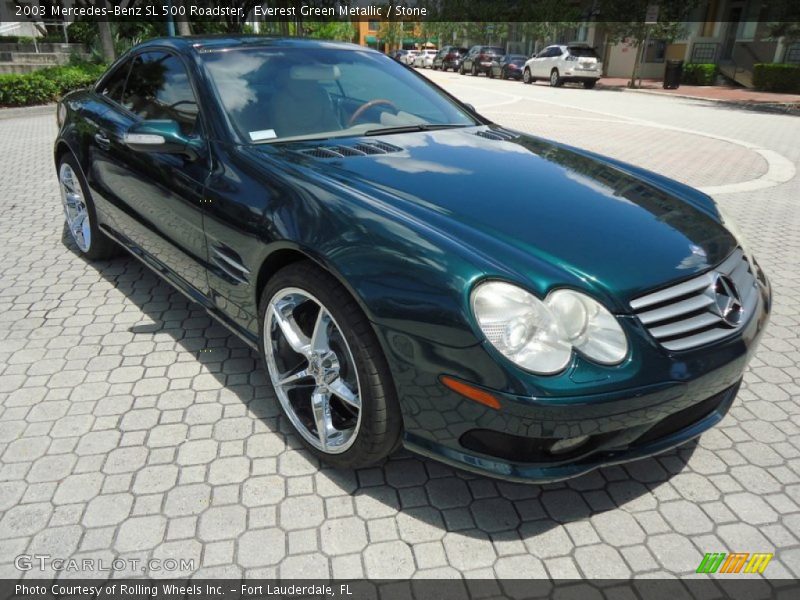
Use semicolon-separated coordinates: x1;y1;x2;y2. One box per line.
54;37;770;482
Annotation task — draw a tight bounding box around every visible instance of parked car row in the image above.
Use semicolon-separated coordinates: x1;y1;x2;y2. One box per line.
404;43;603;89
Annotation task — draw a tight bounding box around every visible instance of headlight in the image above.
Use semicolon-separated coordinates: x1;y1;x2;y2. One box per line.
471;282;627;375
714;202;751;257
56;102;66;128
471;282;572;374
547;290;628;364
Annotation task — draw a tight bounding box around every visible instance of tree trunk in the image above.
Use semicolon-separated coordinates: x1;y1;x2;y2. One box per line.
98;18;115;63
629;43;641;88
176;0;192;37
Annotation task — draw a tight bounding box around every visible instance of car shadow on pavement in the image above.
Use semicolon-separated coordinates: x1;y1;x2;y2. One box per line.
63;225;698;542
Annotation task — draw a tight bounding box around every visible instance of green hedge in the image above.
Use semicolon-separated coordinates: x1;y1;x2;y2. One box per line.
752;63;800;93
0;63;106;107
682;63;717;85
0;35;66;44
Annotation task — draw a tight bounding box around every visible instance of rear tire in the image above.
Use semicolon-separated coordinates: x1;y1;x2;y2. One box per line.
583;80;597;89
259;261;402;469
57;153;119;261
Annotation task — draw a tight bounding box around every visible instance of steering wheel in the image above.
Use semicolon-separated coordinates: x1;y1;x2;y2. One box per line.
348;99;398;127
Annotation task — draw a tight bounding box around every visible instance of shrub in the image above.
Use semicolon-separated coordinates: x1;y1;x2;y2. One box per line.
0;74;58;106
0;63;106;107
752;63;800;93
682;63;717;85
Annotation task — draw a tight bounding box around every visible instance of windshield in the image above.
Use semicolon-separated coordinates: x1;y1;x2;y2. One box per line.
202;46;477;143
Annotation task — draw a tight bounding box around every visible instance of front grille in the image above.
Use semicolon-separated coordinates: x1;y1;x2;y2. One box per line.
630;248;759;352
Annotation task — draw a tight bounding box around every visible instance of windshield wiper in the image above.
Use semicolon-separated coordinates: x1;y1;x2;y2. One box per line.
364;124;468;136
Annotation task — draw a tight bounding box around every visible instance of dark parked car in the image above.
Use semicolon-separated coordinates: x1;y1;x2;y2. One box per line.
461;45;505;76
55;37;770;482
433;46;468;71
489;54;527;79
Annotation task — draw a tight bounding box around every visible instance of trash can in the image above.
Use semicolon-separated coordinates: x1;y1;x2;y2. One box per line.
663;60;684;89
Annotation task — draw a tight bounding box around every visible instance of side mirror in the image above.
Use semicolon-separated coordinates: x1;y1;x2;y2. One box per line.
464;103;477;113
124;120;201;160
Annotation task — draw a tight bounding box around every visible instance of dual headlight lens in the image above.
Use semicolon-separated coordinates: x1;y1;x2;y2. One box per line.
471;282;628;375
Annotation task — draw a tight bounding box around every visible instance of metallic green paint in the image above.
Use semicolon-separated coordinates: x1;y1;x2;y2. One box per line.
54;36;771;482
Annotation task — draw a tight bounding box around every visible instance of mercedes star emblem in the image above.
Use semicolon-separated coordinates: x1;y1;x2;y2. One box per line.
706;274;744;327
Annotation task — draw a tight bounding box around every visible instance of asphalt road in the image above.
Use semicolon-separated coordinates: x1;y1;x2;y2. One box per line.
0;72;799;580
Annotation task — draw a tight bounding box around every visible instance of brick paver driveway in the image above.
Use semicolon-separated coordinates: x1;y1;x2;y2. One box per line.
1;72;799;580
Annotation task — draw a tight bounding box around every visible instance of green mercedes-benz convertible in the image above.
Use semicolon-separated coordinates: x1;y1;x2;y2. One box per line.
54;37;771;482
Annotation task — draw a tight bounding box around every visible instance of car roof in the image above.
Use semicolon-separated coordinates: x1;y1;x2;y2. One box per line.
132;35;367;55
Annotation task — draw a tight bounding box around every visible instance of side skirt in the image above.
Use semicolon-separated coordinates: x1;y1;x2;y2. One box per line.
100;224;260;351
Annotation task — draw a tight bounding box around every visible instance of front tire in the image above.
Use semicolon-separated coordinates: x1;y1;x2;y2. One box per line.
523;68;533;84
259;261;402;469
550;69;562;87
57;153;119;260
583;79;597;89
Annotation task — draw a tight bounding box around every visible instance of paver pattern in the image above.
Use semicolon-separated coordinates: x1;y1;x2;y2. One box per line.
0;72;799;580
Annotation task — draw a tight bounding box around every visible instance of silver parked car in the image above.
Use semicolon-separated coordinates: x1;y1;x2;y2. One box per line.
413;49;438;68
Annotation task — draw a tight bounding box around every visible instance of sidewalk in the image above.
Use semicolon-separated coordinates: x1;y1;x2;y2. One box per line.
598;77;800;111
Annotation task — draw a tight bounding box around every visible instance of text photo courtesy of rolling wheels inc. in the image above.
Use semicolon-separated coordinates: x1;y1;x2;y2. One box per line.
1;0;800;598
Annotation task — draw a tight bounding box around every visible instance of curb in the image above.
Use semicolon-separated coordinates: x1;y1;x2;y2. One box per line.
620;87;800;115
0;103;56;121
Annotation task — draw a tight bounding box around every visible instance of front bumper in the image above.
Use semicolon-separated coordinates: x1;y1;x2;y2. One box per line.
404;378;739;483
384;276;770;483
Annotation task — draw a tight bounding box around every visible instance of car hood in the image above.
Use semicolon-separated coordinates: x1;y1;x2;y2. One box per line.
260;128;736;308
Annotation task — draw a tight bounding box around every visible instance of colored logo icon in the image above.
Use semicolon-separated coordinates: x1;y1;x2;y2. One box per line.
696;552;773;574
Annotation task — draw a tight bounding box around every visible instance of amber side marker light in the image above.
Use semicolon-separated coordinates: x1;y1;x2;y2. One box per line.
440;375;502;410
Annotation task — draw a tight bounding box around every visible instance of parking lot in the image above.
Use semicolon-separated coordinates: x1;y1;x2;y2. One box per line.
1;72;799;579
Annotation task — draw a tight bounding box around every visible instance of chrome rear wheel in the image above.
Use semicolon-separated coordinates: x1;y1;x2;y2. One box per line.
59;162;91;252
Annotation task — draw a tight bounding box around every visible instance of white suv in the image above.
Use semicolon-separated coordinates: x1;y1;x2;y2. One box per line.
522;44;602;88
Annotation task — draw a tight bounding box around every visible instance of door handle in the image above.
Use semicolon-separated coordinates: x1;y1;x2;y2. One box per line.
94;132;111;148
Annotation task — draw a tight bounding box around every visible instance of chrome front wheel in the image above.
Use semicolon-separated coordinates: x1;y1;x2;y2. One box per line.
59;162;91;252
264;288;362;454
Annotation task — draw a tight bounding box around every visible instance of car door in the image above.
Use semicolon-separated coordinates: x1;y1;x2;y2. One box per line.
465;47;478;70
90;50;210;296
551;46;567;73
529;48;545;77
492;55;505;77
533;47;552;77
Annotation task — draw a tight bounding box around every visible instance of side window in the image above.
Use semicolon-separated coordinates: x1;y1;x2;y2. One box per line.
550;47;564;57
98;59;131;104
122;51;200;136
